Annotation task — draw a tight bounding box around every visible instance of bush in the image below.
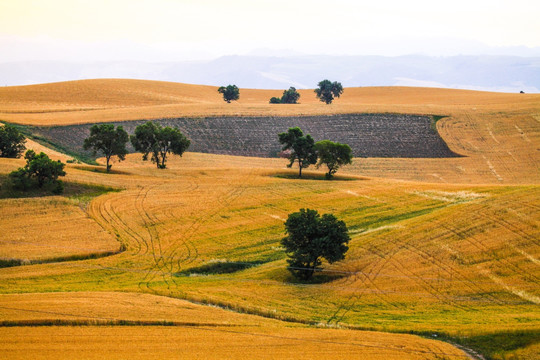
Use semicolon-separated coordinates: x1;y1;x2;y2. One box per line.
8;168;32;191
269;87;301;104
0;124;26;158
281;87;301;104
9;150;66;193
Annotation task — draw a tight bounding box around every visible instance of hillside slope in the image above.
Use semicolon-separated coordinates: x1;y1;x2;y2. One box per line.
1;79;537;184
0;79;538;125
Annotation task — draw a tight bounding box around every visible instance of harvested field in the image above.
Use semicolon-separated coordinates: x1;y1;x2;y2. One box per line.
0;292;469;359
2;79;538;184
29;113;459;159
0;80;538;359
0;79;538;126
0;326;468;360
0;186;121;265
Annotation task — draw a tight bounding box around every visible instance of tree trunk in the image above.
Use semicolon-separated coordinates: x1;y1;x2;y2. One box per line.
298;160;302;178
106;156;111;172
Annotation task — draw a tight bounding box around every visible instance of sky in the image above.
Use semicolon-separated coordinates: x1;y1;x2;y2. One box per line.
1;0;540;62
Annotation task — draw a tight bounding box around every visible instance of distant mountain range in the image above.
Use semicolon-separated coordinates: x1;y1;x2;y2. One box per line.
1;55;539;93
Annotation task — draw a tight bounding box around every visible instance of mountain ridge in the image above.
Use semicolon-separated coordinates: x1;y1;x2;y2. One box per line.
2;54;539;93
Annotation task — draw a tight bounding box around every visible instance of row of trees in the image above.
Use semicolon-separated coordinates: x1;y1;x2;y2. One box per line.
84;122;190;172
218;80;344;105
1;122;190;194
278;127;352;179
3;122;350;183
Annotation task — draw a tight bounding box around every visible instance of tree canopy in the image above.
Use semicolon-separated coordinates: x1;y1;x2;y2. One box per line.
9;150;66;193
218;85;240;103
278;127;317;178
269;87;301;104
282;208;350;280
83;124;129;172
0;124;26;158
131;122;190;169
315;140;353;179
281;87;301;104
314;80;343;104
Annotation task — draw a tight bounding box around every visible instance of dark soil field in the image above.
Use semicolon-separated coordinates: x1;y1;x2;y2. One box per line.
24;114;460;160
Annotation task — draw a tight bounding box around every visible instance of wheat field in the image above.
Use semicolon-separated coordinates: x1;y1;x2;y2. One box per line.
0;80;539;359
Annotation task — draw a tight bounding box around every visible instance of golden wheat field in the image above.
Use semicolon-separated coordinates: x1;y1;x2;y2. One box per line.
0;80;539;359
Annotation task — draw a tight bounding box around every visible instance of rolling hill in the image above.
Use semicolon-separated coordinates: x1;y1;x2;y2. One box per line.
0;80;539;359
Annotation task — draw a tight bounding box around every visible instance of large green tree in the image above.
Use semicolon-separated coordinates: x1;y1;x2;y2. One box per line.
282;208;350;280
0;124;26;158
218;85;240;103
131;122;190;169
315;140;353;179
9;150;66;193
278;127;317;178
314;80;343;104
83;124;129;172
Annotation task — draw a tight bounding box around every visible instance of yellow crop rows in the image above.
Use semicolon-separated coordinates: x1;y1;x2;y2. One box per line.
0;81;538;359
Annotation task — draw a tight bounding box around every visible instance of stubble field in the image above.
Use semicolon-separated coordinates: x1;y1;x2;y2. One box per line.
0;80;539;359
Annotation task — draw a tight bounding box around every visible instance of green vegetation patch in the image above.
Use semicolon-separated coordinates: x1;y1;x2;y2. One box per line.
273;172;360;181
430;329;540;360
430;114;449;132
176;260;264;276
0;249;126;269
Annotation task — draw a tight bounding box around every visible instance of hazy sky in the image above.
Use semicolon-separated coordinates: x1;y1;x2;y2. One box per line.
1;0;540;62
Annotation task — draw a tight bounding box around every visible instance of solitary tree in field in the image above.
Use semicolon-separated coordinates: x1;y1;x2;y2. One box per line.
315;140;353;179
83;124;129;172
314;80;343;104
0;124;26;158
9;150;66;193
278;127;317;178
282;208;349;280
218;85;240;103
131;122;190;169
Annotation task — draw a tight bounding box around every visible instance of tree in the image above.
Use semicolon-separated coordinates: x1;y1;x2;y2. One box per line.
218;85;240;103
269;87;301;104
282;208;349;280
280;87;301;104
131;122;190;169
278;127;317;178
83;124;129;172
0;124;26;158
314;80;343;104
9;150;66;193
315;140;353;179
